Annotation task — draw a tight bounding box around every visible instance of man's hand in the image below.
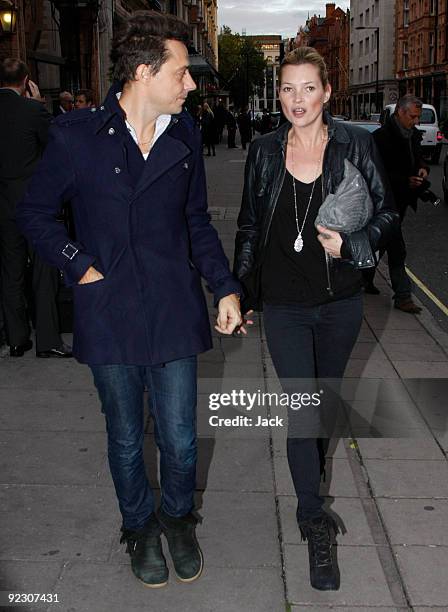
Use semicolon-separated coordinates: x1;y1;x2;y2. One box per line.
234;310;254;335
418;167;429;179
25;79;45;103
215;294;243;335
316;225;342;258
78;266;104;285
409;175;424;189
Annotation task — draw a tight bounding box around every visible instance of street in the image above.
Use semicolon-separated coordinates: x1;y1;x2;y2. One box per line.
401;146;448;332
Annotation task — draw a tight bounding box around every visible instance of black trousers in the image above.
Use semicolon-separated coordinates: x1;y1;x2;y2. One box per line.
0;216;61;350
263;295;363;521
362;209;412;303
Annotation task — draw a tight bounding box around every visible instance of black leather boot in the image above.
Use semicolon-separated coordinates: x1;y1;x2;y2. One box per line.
157;510;203;583
299;513;340;590
120;514;168;588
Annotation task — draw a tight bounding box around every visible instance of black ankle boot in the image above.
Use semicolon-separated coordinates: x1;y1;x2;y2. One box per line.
299;514;340;590
157;510;203;583
120;514;168;588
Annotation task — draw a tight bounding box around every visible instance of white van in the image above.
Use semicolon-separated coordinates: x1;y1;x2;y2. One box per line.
380;103;443;164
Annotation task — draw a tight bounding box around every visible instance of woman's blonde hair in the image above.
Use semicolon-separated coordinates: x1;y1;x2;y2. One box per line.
279;46;329;89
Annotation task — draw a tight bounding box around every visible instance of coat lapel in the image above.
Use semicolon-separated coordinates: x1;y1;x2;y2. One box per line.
132;133;192;200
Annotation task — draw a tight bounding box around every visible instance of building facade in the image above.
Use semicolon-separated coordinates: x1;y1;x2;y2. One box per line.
349;0;397;118
0;0;217;109
246;34;282;112
295;4;350;117
396;0;448;120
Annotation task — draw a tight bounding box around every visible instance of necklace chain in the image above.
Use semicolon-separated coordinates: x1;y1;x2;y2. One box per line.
291;130;327;253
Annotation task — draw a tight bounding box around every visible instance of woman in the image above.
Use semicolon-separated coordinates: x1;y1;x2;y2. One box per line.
234;47;398;591
201;102;216;156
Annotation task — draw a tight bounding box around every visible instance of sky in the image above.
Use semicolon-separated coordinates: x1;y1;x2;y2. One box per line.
218;0;350;39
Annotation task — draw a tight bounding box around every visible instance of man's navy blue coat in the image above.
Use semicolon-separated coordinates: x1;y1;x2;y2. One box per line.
17;85;241;365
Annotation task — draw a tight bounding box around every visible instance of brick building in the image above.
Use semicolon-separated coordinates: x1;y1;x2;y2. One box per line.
0;0;218;110
396;0;448;120
295;3;350;117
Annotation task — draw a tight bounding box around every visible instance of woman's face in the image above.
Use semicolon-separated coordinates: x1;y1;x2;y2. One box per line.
279;63;331;128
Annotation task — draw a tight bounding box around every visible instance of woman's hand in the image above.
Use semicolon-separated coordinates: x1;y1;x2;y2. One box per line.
316;225;342;258
233;310;254;336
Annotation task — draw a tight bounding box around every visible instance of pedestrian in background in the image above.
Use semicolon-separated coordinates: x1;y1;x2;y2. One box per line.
214;100;227;143
226;106;237;148
53;90;73;116
362;94;428;313
201;102;216;156
74;89;95;110
234;46;397;592
237;106;252;150
0;58;72;358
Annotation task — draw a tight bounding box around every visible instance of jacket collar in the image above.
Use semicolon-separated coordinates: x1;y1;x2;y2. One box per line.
93;81;186;136
273;110;350;150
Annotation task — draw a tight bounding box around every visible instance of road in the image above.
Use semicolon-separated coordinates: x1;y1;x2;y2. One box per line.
400;145;448;332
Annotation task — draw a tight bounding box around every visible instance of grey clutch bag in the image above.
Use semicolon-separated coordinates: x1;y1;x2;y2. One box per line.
315;159;374;233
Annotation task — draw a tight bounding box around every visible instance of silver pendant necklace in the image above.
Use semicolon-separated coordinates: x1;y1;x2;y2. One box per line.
291;131;326;253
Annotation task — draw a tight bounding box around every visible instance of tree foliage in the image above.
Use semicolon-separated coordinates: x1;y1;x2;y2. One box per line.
218;26;267;108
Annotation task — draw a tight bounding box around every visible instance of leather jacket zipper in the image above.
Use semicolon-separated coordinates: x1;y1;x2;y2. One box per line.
321;134;334;296
262;148;287;248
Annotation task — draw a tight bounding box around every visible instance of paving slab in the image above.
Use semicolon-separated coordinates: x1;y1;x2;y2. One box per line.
0;484;118;561
0;560;63;612
0;359;94;390
393;545;448;607
284;545;395;606
0;389;104;432
356;437;445;460
278;496;376;546
381;342;448;362
393;360;448;378
377;498;448;545
0;431;110;486
364;459;448;498
53;561;285;612
344;359;399;379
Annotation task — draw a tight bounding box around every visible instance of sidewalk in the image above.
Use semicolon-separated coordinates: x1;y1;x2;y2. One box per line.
1;138;448;612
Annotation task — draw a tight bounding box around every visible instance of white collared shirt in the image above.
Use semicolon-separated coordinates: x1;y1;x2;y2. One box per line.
116;92;171;160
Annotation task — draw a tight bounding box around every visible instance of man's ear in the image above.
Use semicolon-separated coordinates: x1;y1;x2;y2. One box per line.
135;64;151;81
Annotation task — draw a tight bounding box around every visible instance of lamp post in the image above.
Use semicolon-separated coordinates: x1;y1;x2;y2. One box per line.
356;26;380;114
0;0;18;35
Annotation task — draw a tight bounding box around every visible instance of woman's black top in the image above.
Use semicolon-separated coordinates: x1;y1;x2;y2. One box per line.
262;170;362;306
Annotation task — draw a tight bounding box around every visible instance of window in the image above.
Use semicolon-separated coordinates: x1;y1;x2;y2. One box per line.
404;0;409;27
366;37;370;54
365;65;369;81
403;41;409;70
360;13;364;27
359;39;364;55
430;0;436;15
366;8;370;26
359;67;362;83
429;32;435;64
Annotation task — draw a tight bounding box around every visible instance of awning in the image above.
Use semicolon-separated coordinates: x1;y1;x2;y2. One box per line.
188;54;219;79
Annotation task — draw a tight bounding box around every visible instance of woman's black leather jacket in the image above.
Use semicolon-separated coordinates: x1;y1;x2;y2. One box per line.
233;113;399;310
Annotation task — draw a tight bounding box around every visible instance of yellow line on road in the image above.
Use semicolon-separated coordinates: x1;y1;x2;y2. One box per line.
405;265;448;317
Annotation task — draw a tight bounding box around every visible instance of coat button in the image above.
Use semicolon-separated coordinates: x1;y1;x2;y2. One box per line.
108;127;115;135
183;162;189;169
114;167;121;174
100;105;105;110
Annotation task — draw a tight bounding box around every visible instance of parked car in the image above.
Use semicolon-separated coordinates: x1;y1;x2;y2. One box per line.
381;103;443;164
343;120;381;133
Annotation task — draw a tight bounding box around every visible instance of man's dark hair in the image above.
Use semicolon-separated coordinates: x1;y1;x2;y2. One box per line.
396;94;423;111
110;10;190;83
76;88;94;104
0;58;29;86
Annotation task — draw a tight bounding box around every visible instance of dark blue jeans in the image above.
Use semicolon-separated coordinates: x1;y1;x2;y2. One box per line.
91;356;197;530
263;295;363;521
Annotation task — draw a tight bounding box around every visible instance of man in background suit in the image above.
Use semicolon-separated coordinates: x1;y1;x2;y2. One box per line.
0;58;72;357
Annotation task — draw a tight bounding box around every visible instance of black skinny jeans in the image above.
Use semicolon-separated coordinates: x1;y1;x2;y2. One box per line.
263;294;363;521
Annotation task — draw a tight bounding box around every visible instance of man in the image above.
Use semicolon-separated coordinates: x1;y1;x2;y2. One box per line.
74;89;95;110
226;106;237;148
18;11;242;588
363;94;428;313
237;106;252;151
0;58;72;357
53;90;73;116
